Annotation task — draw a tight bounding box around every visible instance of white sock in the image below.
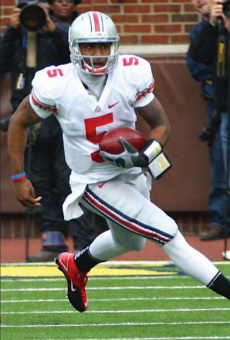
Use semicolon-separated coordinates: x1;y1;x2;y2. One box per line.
163;231;219;285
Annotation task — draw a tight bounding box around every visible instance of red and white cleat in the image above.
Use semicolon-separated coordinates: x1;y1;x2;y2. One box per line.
55;252;88;312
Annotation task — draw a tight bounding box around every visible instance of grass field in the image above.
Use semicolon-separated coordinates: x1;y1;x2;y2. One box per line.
1;261;230;340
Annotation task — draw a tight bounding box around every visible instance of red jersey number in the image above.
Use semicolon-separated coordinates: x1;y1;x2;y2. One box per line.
123;57;139;66
47;69;64;78
84;113;113;163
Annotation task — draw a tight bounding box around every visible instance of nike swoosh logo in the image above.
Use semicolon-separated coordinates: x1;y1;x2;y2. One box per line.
71;280;76;292
108;102;119;109
98;182;106;188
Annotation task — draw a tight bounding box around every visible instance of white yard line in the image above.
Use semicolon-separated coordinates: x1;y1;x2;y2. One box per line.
0;285;208;291
1;276;191;282
2;275;230;283
2;307;230;315
1;296;224;303
2;321;230;328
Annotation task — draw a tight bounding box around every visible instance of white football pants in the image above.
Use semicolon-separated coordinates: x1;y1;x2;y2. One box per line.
81;172;219;285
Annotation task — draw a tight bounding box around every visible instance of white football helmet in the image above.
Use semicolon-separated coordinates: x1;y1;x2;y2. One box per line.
69;11;120;75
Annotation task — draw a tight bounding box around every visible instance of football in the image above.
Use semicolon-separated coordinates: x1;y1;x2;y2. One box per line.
99;127;146;154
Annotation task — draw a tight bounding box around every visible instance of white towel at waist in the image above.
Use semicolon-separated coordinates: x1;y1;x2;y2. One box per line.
63;182;87;221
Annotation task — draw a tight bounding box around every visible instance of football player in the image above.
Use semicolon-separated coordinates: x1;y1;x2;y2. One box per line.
8;11;230;312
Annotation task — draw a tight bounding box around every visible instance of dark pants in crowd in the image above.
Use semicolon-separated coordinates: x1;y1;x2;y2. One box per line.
24;116;108;258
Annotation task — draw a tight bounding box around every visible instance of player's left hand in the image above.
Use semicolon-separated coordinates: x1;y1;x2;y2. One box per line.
99;137;148;168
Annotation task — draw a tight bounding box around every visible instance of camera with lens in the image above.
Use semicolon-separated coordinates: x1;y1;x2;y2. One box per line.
199;110;221;144
0;114;11;132
20;4;46;31
223;0;230;17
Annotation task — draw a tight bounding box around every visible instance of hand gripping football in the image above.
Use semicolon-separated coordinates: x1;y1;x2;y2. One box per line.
99;127;146;154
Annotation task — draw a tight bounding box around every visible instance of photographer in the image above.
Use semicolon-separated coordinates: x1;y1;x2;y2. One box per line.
188;0;230;243
0;0;70;117
0;0;108;261
187;0;229;241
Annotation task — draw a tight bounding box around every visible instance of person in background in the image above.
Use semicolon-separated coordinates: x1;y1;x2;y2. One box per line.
0;0;108;261
7;11;230;312
47;0;78;22
187;0;230;241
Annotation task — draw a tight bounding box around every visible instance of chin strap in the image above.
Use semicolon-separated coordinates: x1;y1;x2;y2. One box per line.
83;60;107;75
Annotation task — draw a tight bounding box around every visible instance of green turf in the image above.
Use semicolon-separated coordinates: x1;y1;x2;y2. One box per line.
1;262;230;340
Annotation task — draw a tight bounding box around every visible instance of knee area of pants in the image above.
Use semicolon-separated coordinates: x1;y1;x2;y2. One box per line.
171;220;179;234
125;238;146;252
163;228;184;251
149;216;178;240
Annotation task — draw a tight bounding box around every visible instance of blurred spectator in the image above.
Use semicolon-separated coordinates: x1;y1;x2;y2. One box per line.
187;0;230;241
47;0;79;22
0;0;108;262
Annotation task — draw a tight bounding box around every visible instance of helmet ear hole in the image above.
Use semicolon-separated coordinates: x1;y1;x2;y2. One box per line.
69;11;120;75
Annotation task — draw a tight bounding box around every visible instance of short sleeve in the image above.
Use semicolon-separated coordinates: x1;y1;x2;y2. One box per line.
29;69;58;119
133;59;155;108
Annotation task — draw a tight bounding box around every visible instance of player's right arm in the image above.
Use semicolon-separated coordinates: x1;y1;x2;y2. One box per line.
8;96;43;207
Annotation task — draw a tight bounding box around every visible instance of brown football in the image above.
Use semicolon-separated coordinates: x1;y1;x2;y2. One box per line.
99;127;146;154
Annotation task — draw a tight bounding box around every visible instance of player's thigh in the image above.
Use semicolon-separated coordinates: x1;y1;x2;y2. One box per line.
107;219;146;251
81;193;146;251
82;175;178;246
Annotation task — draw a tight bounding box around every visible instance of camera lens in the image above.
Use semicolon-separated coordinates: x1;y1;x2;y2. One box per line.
20;5;46;31
223;0;230;18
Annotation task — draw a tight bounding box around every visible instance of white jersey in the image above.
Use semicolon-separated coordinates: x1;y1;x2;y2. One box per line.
30;54;155;184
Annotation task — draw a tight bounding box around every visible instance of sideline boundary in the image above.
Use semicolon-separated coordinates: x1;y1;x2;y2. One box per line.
1;261;229;278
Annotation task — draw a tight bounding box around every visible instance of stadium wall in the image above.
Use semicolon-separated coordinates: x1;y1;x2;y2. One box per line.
1;0;201;44
0;1;209;237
